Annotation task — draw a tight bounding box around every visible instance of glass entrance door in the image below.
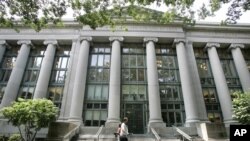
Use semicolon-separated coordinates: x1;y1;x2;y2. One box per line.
122;103;144;134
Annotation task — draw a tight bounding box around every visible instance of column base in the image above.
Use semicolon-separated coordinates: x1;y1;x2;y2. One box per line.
148;119;166;129
223;119;238;127
68;116;83;125
105;118;121;128
185;119;200;127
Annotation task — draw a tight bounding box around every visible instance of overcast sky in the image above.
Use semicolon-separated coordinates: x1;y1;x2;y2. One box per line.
148;0;250;23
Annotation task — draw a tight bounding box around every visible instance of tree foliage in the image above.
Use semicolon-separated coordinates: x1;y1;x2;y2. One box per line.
0;0;249;31
0;98;58;141
232;92;250;125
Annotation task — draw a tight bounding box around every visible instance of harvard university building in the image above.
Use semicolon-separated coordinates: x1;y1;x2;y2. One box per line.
0;20;250;140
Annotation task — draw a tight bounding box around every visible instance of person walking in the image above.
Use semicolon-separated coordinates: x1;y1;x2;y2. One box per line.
120;117;129;141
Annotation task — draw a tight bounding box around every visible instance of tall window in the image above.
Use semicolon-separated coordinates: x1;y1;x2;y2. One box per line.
121;44;148;134
242;49;250;72
48;46;70;109
195;48;222;123
217;49;242;94
0;46;18;103
18;47;45;99
156;44;184;127
84;44;110;126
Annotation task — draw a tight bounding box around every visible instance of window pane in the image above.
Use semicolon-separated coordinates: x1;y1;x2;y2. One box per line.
93;111;100;120
137;55;144;67
104;55;110;67
130;69;136;81
138;69;145;81
130;56;136;67
96;69;103;81
87;85;95;100
169;112;175;123
91;55;97;66
122;69;129;81
95;85;102;100
98;55;104;66
102;85;109;100
122;55;129;67
122;85;129;94
85;111;92;120
103;69;109;81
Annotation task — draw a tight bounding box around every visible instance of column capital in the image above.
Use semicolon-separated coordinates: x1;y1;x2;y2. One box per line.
0;40;6;45
80;36;92;42
109;36;124;42
174;38;185;44
205;43;220;49
143;37;158;43
17;40;32;45
229;43;245;50
44;40;58;45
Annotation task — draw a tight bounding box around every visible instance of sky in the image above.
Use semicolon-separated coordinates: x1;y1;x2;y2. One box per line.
62;0;250;24
148;0;250;24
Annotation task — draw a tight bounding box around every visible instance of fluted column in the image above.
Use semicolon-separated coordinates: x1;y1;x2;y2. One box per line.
174;39;200;126
229;44;250;92
0;40;7;63
144;37;165;128
68;37;92;122
205;43;235;125
0;40;31;108
33;40;57;99
106;37;123;127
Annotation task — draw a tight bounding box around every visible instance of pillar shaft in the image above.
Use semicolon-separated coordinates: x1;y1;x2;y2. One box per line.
33;40;57;99
69;37;91;122
229;44;250;92
0;40;31;108
206;43;234;124
106;37;123;127
144;37;165;127
175;39;199;125
0;40;6;63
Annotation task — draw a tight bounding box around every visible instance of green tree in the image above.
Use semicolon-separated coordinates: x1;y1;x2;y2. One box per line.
0;98;58;141
0;0;249;31
232;92;250;124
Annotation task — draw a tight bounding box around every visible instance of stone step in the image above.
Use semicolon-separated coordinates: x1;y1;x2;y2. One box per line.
77;134;181;141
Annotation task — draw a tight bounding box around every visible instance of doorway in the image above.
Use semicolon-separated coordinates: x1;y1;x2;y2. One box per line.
122;103;145;134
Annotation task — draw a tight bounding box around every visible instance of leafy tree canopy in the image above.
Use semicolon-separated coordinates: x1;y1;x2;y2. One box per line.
0;0;249;31
0;98;58;141
232;92;250;125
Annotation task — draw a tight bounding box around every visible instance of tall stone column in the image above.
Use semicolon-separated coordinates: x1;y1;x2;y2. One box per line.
68;37;92;123
33;40;57;99
229;44;250;92
144;37;165;128
205;43;235;126
186;42;209;122
174;39;200;126
0;40;31;108
106;37;123;127
0;40;7;63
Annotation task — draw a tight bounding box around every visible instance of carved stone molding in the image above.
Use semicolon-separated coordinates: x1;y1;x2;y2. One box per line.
44;40;58;45
174;38;185;44
80;36;92;42
109;37;124;42
0;40;6;45
229;43;245;50
143;37;158;43
17;40;32;45
205;43;220;49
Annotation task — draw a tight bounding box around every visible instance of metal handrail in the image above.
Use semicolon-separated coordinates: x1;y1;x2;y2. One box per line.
151;127;161;141
95;125;104;141
172;126;193;141
63;124;80;141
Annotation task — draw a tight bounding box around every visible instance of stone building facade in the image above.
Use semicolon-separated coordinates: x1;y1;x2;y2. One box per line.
0;21;250;139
